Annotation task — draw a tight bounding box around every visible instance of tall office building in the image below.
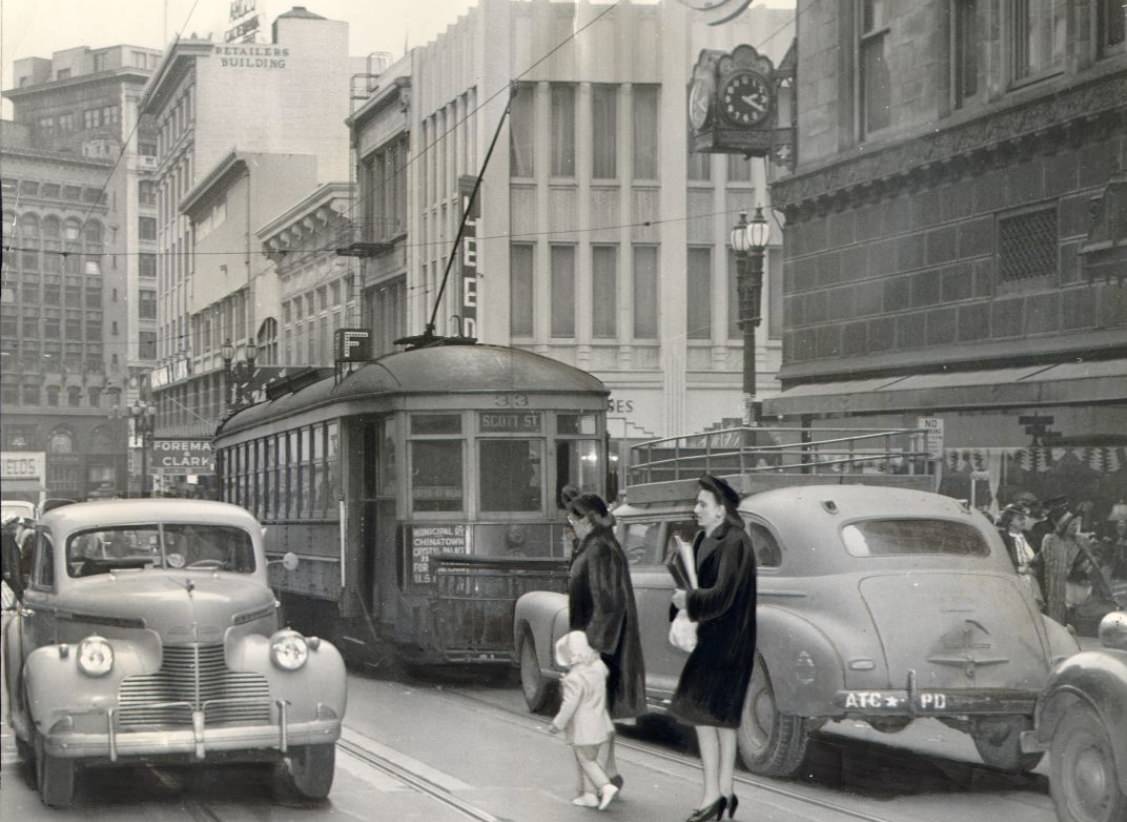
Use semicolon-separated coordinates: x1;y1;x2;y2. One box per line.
1;44;161;499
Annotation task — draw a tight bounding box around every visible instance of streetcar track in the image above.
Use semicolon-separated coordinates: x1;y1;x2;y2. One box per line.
430;685;1038;822
337;733;501;821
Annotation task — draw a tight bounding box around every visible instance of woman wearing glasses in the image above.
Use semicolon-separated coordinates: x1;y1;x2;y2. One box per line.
564;491;646;792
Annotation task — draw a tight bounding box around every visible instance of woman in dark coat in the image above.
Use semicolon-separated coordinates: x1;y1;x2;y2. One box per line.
670;475;757;822
566;492;646;790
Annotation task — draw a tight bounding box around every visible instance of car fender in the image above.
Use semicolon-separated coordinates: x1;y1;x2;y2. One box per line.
756;606;845;717
24;635;161;730
225;632;347;724
1040;614;1082;665
514;591;567;672
1034;649;1127;796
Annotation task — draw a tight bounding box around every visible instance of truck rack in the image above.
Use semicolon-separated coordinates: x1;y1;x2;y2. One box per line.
625;426;938;505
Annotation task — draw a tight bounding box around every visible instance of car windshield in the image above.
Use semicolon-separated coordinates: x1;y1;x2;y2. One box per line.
841;518;990;558
65;523;256;577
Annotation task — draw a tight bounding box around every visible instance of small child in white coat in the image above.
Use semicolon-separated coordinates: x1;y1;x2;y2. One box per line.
549;631;619;810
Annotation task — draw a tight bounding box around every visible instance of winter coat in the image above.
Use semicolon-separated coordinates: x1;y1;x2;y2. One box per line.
669;519;758;728
568;526;647;718
551;658;616;746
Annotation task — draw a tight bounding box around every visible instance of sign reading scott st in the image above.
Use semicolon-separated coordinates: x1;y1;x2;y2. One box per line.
151;439;215;474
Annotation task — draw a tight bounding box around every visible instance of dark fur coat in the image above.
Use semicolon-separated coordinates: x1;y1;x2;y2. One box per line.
669;519;758;728
568;525;646;719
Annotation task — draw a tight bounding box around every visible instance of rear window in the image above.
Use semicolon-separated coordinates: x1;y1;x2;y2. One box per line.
841;519;989;557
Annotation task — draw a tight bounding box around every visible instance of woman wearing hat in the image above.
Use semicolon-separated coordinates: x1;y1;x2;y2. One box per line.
670;475;758;822
565;491;646;791
1041;509;1089;625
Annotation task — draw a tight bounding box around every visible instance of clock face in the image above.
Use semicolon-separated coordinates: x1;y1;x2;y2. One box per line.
688;79;712;131
720;71;772;127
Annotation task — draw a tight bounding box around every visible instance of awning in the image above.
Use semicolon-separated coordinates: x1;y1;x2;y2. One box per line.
763;358;1127;417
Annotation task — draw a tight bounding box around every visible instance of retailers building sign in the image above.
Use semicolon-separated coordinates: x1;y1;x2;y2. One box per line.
213;45;289;69
151;439;215;474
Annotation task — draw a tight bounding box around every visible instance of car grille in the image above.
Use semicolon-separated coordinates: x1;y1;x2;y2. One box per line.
117;643;271;728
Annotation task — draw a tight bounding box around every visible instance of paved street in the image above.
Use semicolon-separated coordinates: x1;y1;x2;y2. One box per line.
1;668;1058;821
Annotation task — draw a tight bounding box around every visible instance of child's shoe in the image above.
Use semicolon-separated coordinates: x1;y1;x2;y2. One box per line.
572;793;599;807
597;783;619;810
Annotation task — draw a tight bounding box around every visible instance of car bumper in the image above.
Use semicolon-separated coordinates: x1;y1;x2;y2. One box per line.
832;688;1039;717
42;699;341;762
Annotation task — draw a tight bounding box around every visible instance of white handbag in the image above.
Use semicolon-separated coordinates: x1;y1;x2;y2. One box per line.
668;533;699;652
668;608;698;653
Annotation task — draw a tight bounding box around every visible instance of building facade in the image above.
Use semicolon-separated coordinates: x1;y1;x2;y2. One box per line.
767;0;1127;517
259;182;361;368
348;0;793;443
1;44;161;500
138;7;361;492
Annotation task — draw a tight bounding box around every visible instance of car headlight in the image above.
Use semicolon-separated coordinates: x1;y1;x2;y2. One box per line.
270;629;309;671
77;635;114;677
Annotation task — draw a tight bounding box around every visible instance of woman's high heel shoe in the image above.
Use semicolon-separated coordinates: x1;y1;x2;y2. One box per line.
686;796;727;822
727;794;739;818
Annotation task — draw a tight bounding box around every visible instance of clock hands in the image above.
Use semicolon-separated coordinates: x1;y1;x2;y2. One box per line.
741;93;767;112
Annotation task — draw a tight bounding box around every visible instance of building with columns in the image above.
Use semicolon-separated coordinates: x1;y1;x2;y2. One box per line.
347;0;793;443
138;7;361;471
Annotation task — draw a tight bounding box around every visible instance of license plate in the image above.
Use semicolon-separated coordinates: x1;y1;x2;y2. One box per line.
838;690;950;711
840;691;908;710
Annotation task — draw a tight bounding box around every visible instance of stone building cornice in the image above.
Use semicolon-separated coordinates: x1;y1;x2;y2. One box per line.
771;68;1127;218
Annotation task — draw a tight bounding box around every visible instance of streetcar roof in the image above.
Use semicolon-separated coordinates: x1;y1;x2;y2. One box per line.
216;343;608;437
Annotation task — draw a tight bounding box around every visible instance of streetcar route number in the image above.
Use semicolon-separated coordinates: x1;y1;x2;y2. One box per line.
494;393;529;407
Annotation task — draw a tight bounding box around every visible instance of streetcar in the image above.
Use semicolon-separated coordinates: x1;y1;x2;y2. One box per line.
212;339;609;666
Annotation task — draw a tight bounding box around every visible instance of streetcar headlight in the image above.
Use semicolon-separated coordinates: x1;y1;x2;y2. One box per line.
77;635;114;677
269;629;309;671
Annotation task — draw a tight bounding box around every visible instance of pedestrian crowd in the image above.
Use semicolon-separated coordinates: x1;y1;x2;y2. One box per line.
995;494;1127;631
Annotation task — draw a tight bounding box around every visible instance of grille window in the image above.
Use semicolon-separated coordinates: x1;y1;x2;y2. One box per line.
998;206;1057;281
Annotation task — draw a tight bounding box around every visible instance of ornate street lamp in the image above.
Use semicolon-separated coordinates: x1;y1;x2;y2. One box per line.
220;337;258;410
111;399;157;497
730;206;770;424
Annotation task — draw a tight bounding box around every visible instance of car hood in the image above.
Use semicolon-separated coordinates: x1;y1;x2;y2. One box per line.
65;572;275;644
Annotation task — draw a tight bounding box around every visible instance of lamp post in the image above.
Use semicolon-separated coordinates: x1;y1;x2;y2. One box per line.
221;337;258;411
730;206;770;424
111;399;156;497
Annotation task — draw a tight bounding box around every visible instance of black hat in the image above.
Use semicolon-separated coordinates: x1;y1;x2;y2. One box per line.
698;474;741;513
567;493;614;527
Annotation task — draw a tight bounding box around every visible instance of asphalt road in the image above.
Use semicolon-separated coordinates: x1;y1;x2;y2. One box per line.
1;666;1059;822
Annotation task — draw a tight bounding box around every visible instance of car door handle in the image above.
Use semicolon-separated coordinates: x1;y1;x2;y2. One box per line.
19;607;35;617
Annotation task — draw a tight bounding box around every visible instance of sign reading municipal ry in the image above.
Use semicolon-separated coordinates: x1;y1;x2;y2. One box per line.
409;524;468;585
151;439;215;474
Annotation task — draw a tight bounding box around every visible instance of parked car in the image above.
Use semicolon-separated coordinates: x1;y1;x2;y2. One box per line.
515;484;1080;777
1027;609;1127;822
1;499;36;523
1;499;346;807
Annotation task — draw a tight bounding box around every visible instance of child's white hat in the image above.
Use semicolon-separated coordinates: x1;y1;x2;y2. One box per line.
554;630;598;667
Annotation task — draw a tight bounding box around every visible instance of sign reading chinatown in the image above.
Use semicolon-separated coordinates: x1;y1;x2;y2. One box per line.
151;439;215;474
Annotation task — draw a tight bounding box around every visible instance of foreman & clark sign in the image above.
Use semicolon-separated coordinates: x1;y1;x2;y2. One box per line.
151;439;215;474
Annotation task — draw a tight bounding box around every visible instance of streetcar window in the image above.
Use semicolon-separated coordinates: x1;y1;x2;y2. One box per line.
479;440;542;512
312;423;325;518
558;413;597;435
556;439;602;498
411;441;463;512
288;430;301;519
411;414;462;435
379;417;397;497
326;421;340;519
264;436;275;520
302;426;316;518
